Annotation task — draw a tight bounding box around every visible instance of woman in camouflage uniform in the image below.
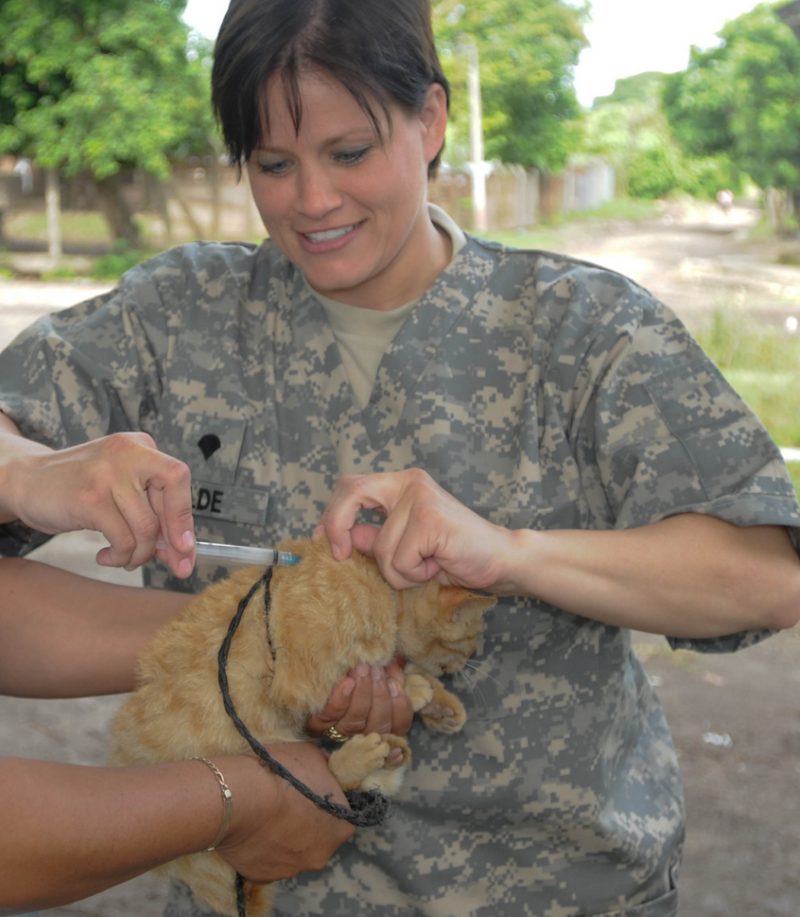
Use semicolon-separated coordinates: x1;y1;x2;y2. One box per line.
0;1;799;915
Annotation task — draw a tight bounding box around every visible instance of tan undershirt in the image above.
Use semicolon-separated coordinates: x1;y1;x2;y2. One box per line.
306;204;467;410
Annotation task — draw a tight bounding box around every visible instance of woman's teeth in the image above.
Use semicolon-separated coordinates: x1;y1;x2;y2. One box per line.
305;223;358;243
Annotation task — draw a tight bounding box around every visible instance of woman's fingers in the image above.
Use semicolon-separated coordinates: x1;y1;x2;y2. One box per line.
306;661;413;739
317;469;509;592
306;666;369;737
316;473;404;561
146;475;196;577
20;433;196;579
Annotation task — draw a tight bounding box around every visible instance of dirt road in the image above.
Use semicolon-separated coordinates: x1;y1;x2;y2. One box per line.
0;205;798;917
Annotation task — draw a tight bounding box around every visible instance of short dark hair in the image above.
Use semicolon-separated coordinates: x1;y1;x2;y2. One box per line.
211;0;450;179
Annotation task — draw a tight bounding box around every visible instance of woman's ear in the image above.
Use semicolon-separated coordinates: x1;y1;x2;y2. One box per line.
419;82;449;165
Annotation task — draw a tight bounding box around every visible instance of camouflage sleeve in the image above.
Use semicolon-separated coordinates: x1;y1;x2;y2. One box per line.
576;288;800;654
0;252;177;556
0;259;176;447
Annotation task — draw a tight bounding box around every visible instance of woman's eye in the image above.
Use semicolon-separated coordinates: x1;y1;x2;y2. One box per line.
335;146;371;165
257;159;291;175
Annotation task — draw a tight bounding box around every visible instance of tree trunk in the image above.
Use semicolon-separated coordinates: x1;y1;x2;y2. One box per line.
95;173;142;248
153;179;174;248
766;188;781;230
169;180;205;240
792;189;800;224
45;169;63;260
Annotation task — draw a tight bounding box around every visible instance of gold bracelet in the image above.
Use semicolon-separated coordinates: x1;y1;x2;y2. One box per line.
192;757;233;852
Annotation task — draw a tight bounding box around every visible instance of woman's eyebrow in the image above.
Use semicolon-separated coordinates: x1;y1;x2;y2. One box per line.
255;130;377;155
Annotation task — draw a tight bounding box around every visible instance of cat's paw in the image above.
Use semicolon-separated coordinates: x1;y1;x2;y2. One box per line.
360;734;411;795
420;688;467;733
328;733;412;796
328;733;391;790
404;672;435;712
380;733;411;771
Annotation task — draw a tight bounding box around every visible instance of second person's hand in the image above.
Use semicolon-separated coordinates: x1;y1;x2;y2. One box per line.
0;416;196;578
306;657;413;740
215;744;355;883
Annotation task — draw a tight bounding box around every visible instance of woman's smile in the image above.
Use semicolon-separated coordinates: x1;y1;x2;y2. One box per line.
298;220;366;253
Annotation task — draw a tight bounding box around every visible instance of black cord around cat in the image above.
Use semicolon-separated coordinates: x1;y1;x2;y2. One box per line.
217;567;390;917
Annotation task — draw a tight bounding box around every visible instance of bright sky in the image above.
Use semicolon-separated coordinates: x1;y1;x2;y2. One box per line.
182;0;765;108
573;0;764;106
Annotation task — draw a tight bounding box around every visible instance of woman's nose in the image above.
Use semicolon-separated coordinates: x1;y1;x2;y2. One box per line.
295;165;343;219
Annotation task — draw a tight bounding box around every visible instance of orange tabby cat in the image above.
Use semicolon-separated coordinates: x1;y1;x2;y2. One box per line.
109;536;496;917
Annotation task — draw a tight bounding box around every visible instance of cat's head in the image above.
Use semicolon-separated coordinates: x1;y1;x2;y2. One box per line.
396;580;496;678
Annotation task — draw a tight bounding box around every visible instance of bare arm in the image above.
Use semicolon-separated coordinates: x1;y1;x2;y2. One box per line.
499;513;800;637
316;469;800;638
0;558;189;697
0;412;196;577
0;559;354;912
0;746;353;914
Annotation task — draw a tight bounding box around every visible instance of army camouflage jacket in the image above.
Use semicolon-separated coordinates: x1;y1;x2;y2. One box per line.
1;236;798;917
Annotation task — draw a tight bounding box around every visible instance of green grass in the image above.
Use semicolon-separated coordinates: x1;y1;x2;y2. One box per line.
547;198;661;226
482;226;566;251
483;199;661;252
723;371;800;449
695;309;800;448
6;210;112;244
90;241;154;280
696;308;800;375
1;208;157;280
788;463;800;495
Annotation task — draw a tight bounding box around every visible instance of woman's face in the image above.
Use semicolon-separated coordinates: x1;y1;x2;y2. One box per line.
246;71;449;311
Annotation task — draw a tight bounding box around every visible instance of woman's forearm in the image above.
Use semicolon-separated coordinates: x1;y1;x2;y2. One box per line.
0;745;355;914
0;411;52;524
318;471;800;638
0;755;256;912
0;558;189;698
500;514;800;637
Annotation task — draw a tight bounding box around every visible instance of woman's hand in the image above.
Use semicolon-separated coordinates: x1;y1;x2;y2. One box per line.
0;417;196;578
315;468;512;591
0;749;353;910
216;745;355;882
306;657;413;739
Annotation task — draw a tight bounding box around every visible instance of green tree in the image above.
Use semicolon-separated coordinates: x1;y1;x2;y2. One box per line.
591;71;665;109
433;0;589;172
663;2;800;210
581;72;736;200
0;0;215;246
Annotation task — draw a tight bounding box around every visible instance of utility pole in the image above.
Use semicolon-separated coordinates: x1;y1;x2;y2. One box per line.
45;169;62;262
466;40;488;232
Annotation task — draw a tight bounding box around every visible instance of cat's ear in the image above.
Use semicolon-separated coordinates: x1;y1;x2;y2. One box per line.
439;586;497;621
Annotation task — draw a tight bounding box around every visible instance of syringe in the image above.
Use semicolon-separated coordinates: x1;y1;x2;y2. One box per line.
154;541;302;567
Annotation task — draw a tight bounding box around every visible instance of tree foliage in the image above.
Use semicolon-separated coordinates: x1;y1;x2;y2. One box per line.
591;72;665;109
581;72;736;201
433;0;589;172
0;0;215;242
663;2;800;199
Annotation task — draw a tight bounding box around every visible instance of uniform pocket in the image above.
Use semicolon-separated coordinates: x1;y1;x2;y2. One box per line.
180;414;247;486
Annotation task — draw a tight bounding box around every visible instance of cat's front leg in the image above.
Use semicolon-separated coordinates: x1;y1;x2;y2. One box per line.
328;733;411;796
404;664;467;734
404;668;436;712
